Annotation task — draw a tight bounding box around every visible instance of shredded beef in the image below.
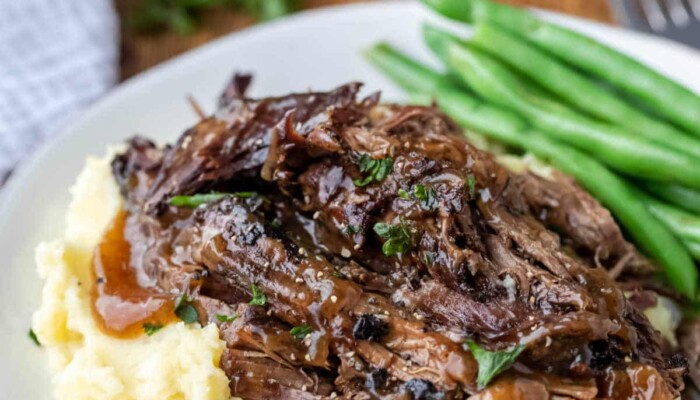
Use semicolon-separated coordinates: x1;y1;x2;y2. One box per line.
110;77;687;398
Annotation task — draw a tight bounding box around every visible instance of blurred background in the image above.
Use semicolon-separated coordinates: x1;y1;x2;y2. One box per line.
0;0;615;185
117;0;614;79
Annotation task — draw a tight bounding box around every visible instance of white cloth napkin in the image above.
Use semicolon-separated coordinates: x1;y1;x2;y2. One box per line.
0;0;119;183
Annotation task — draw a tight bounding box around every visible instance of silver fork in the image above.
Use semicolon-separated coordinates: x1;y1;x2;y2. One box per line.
608;0;700;49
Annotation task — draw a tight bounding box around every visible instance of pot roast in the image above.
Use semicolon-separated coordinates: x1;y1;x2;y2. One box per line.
102;76;694;399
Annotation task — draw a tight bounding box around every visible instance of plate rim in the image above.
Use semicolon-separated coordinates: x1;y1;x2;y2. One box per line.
2;1;700;396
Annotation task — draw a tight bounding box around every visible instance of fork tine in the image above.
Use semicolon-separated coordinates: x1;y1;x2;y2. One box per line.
610;0;700;49
640;0;668;31
662;0;691;26
609;0;653;31
687;0;700;19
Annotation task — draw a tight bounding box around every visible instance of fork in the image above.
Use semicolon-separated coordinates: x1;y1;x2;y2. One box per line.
608;0;700;49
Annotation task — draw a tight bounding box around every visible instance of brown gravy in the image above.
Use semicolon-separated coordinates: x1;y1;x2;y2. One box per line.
596;364;675;400
91;210;177;338
474;367;673;400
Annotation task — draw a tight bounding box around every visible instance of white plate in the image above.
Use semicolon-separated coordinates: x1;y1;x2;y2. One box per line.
1;1;698;397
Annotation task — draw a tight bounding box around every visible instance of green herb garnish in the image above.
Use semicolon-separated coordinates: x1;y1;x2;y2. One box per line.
398;185;436;209
28;329;41;346
413;184;436;209
353;154;393;187
332;270;347;279
466;175;476;199
232;191;255;198
466;341;525;389
373;220;412;256
270;218;282;228
249;284;267;306
143;322;164;336
169;192;255;207
216;313;238;323
342;224;362;236
423;251;436;265
290;324;312;339
174;294;199;324
170;193;227;207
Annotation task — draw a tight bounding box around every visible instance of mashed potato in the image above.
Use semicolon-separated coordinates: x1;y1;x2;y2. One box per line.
31;152;230;400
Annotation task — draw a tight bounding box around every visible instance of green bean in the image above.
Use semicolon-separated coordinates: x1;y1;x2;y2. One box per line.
644;198;700;244
635;188;700;261
686;241;700;262
468;24;700;159
365;43;528;138
364;43;444;94
421;0;700;135
365;43;698;297
429;31;700;188
423;24;563;104
425;24;700;197
640;181;700;215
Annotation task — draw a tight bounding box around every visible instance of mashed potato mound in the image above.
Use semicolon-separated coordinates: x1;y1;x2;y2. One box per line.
31;152;230;400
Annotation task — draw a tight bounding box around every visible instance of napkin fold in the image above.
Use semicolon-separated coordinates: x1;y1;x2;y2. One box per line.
0;0;119;183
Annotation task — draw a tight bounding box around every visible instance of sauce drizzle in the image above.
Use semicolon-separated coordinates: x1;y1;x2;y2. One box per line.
91;210;177;338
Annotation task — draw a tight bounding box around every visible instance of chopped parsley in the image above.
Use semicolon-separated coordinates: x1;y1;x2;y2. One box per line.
174;294;199;324
216;313;238;323
353;154;394;187
289;324;312;339
249;284;267;306
143;322;163;336
332;270;348;280
398;185;437;209
342;224;362;236
423;251;436;265
373;220;412;256
169;192;256;208
466;175;477;199
466;341;525;389
28;329;41;346
270;218;282;228
413;184;436;209
232;191;255;198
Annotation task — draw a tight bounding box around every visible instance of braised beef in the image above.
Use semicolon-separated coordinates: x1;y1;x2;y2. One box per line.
353;315;389;341
109;78;689;398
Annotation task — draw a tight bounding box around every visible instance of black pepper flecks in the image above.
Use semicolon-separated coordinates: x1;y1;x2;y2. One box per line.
587;338;625;371
352;314;389;341
365;368;388;391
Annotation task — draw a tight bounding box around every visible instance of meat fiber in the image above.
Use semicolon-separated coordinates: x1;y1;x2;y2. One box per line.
109;77;688;399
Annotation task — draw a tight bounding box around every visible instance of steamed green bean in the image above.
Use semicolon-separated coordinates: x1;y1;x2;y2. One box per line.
421;0;700;135
428;30;700;188
640;181;700;215
469;24;700;158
